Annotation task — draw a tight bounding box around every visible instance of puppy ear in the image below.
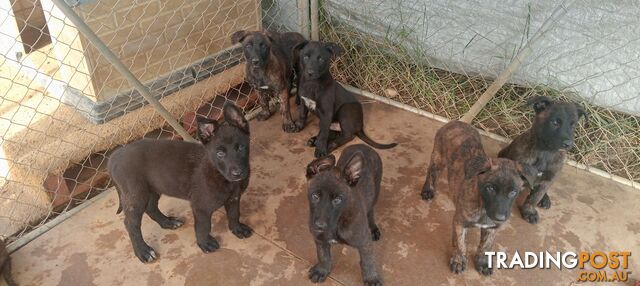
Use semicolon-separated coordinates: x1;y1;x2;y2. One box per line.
324;42;344;58
262;30;276;43
343;152;364;186
306;155;336;179
526;96;553;114
223;102;249;133
516;163;538;189
231;30;248;44
292;40;309;70
196;115;219;144
464;155;491;180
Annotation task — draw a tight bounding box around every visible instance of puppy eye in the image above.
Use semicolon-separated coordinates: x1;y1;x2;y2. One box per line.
332;197;342;205
552;119;561;127
311;193;320;201
216;151;226;158
260;43;266;49
485;185;496;194
508;190;518;198
303;55;309;61
237;145;246;151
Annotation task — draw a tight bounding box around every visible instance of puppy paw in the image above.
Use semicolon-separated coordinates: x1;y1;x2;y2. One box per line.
159;216;184;229
134;244;157;263
449;254;467;274
197;235;220;253
282;121;300;133
421;187;435;201
256;110;272;121
314;148;328;158
306;136;317;147
537;194;551;209
520;205;540;224
231;223;253;239
308;264;331;283
364;277;384;286
371;225;381;241
475;254;493;276
294;120;306;131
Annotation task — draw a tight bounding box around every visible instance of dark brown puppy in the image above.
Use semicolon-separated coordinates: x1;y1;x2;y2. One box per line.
421;121;536;276
108;103;253;263
231;30;306;133
293;40;397;158
498;96;587;224
1;240;17;286
306;144;383;286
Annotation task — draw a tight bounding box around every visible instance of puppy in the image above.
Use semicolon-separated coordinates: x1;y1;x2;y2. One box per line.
421;121;536;275
294;40;397;158
231;30;306;133
498;96;587;224
1;239;17;286
305;144;383;286
108;103;253;263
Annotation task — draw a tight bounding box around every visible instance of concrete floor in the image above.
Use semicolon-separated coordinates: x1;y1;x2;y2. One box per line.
7;99;640;286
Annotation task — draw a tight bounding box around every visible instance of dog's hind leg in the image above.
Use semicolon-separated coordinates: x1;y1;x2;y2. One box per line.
123;191;157;263
367;210;381;241
145;193;183;229
421;147;442;200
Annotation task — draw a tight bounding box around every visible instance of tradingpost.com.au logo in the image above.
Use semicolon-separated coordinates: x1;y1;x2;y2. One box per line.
485;251;633;283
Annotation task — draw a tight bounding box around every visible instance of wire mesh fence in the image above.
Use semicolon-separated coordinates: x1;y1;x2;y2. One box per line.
0;0;273;242
1;0;639;244
316;0;640;185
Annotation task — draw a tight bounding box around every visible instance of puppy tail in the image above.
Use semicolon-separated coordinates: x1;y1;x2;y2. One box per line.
356;131;397;149
113;185;123;215
2;257;18;286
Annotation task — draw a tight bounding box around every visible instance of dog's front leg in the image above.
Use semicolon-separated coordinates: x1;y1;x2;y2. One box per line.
475;227;498;276
279;89;298;133
313;109;333;158
192;205;219;253
358;241;383;286
224;194;253;239
520;180;552;224
308;239;332;283
449;221;467;274
256;91;272;121
295;94;308;131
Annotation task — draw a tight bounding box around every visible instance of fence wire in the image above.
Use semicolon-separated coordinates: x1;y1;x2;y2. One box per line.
1;0;639;244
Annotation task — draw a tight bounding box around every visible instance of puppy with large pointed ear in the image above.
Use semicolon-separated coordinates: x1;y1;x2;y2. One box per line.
196;115;219;144
464;155;491;180
306;154;336;179
527;96;553;114
222;102;250;134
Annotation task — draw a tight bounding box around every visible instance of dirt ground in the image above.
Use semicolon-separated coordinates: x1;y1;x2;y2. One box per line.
6;99;640;286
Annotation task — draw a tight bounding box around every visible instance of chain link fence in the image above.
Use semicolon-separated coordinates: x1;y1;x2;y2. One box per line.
1;0;638;244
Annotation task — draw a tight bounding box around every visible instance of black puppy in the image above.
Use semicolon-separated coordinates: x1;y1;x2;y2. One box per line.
294;40;397;158
498;96;587;224
305;144;383;286
231;30;306;133
108;103;253;263
1;240;17;286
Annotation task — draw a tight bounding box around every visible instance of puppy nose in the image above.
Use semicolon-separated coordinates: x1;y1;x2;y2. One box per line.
562;140;574;148
494;214;506;221
314;220;327;229
231;168;243;177
251;58;260;64
307;71;314;76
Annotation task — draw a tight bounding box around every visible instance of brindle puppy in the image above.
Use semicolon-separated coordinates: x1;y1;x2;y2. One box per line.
1;239;17;286
498;96;587;224
421;121;536;275
231;30;306;133
305;144;383;286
